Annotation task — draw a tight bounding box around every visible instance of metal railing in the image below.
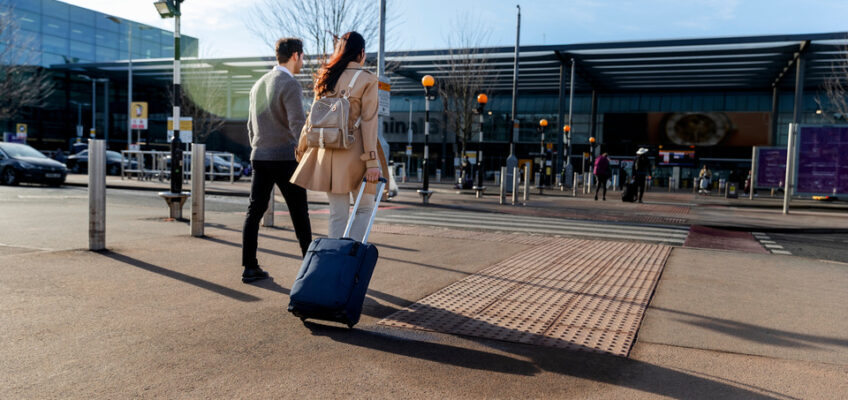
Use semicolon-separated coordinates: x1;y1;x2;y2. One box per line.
120;150;240;183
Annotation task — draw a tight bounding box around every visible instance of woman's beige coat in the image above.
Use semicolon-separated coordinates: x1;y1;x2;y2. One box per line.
291;61;389;195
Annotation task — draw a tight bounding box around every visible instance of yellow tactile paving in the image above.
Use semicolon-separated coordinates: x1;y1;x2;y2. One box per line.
378;237;672;357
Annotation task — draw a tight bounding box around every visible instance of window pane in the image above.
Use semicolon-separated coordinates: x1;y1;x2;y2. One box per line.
41;0;69;19
17;28;41;50
96;14;120;32
42;15;69;37
69;40;94;60
14;9;41;32
42;34;68;54
9;0;40;12
160;30;172;45
70;24;95;44
139;26;157;42
96;46;119;62
42;52;66;66
140;40;160;58
181;37;198;57
95;29;119;49
69;6;95;26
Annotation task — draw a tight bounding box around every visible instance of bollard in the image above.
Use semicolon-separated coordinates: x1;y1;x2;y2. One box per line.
535;172;542;195
417;167;423;183
511;166;519;206
436;169;442;183
88;139;106;251
499;166;506;205
263;186;275;227
494;170;501;185
572;172;578;197
523;166;531;203
587;172;593;194
191;144;205;237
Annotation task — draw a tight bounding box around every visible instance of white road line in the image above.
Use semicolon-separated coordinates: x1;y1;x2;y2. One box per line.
376;214;689;239
375;216;685;244
771;250;792;255
396;211;690;237
764;244;784;249
422;210;691;233
760;240;777;244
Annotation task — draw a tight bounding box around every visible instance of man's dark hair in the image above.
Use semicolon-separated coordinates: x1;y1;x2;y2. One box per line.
275;38;304;63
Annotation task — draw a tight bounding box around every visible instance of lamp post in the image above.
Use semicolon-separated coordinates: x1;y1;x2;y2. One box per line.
404;98;412;182
154;0;189;220
474;94;488;195
563;124;571;185
538;119;548;187
154;0;183;195
107;18;153;150
417;75;435;204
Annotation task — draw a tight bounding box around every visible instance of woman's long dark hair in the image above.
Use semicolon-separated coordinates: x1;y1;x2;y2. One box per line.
315;31;365;97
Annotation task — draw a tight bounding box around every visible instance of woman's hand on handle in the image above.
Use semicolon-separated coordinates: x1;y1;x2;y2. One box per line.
364;167;381;183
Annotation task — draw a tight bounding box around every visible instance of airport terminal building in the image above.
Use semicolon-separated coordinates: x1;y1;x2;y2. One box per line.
3;2;846;187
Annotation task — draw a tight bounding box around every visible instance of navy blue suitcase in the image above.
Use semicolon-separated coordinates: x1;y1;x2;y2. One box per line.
288;178;386;328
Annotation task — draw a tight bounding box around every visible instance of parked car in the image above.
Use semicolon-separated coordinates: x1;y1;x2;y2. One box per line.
164;153;243;181
0;142;67;186
66;150;136;175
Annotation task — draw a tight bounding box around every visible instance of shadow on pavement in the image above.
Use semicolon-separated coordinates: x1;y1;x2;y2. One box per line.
656;307;848;350
201;235;301;261
100;251;261;302
305;320;780;399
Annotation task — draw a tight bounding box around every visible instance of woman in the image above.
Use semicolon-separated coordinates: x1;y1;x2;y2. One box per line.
698;165;712;195
593;152;611;201
291;32;389;241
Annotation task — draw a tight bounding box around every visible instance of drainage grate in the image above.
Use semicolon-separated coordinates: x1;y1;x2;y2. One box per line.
378;238;672;357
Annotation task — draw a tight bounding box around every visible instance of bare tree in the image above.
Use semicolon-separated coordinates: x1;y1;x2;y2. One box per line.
245;0;379;69
821;42;848;120
437;16;494;157
169;60;228;144
0;2;56;129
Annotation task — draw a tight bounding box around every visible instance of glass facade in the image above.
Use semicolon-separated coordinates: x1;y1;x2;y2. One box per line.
5;0;198;67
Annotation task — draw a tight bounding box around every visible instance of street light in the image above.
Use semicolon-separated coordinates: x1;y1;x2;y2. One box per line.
474;93;488;194
417;74;435;204
107;17;153;150
538;119;548;187
154;0;184;196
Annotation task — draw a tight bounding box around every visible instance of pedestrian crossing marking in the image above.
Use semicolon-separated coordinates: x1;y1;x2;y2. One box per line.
375;210;688;245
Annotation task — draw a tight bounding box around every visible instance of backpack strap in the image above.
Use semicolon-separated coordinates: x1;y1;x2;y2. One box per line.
343;70;364;100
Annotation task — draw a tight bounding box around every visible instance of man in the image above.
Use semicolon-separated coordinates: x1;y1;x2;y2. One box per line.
633;147;652;203
241;38;312;283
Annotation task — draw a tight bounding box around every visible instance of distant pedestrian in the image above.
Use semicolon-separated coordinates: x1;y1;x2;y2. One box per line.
241;37;313;283
633;148;651;203
292;31;389;242
698;165;712;195
593;152;610;201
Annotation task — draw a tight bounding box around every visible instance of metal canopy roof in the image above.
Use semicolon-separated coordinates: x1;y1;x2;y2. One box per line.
52;32;848;95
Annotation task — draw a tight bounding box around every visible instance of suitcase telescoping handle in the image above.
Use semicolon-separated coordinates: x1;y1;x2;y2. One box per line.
342;177;387;244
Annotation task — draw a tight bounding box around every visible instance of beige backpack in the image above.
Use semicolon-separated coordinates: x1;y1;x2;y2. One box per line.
305;69;364;150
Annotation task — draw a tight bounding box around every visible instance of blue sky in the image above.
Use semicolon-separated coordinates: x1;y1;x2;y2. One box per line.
63;0;848;57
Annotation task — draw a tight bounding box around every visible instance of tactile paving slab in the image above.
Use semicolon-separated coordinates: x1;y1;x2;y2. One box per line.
378;238;672;357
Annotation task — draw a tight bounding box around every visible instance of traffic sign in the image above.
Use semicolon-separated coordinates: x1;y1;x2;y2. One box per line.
378;78;391;117
131;102;148;130
405;145;412;155
16;123;27;140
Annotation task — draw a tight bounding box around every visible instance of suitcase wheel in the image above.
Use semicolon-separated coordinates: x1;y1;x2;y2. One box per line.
347;323;354;329
300;317;307;322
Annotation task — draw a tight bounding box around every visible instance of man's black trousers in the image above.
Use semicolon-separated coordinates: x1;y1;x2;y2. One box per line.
242;160;312;267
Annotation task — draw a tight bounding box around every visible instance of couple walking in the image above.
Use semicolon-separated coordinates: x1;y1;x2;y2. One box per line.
241;32;388;283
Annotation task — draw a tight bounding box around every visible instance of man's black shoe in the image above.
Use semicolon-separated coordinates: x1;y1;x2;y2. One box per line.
242;266;270;283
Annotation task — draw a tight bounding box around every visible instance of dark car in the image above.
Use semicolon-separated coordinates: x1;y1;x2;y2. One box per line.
0;142;68;186
66;150;134;175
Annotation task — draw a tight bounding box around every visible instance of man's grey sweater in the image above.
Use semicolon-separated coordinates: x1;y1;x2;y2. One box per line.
247;69;305;161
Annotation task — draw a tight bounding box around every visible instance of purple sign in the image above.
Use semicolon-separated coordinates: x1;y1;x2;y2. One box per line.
795;126;848;196
756;147;786;188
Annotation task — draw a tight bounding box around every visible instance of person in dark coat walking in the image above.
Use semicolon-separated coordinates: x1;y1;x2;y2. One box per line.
633;147;652;203
593;152;611;201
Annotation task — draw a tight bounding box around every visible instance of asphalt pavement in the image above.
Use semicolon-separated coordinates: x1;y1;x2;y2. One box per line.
1;181;847;399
